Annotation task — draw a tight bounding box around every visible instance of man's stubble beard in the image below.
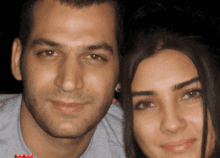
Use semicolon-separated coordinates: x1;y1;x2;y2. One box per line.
22;80;113;139
20;55;115;139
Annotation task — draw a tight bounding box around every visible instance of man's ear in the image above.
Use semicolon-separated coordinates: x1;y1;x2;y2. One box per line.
11;38;23;81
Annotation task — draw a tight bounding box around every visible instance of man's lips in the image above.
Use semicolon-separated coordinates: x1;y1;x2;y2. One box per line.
51;101;85;113
163;139;196;154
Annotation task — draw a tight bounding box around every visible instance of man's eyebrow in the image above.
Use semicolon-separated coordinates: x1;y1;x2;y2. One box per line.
84;42;113;55
173;77;200;91
30;38;113;54
31;38;63;48
132;91;155;97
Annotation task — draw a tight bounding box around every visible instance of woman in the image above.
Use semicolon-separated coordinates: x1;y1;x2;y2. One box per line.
121;30;220;158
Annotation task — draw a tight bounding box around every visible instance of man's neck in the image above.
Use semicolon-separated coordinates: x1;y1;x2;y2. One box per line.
20;99;96;158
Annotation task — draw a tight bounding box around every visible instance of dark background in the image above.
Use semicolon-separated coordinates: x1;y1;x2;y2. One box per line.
1;1;220;94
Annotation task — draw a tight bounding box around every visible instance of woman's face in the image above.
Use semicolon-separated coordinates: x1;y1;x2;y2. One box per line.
131;49;216;158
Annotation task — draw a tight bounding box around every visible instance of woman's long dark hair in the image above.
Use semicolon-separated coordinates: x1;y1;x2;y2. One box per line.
121;30;220;158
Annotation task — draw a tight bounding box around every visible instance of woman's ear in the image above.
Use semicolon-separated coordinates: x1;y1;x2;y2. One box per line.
11;38;23;81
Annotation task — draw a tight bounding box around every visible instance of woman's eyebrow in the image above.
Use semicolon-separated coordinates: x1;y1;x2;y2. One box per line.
132;91;155;97
132;77;199;97
172;77;200;91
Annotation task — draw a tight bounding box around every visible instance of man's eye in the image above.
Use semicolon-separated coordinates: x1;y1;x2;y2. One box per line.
36;50;57;57
183;89;201;100
88;54;106;61
84;54;107;64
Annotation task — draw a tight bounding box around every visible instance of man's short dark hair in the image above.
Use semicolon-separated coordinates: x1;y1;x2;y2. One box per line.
19;0;124;55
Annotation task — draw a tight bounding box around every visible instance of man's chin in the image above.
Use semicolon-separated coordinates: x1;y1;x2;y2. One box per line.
39;122;96;140
48;134;84;139
42;129;85;139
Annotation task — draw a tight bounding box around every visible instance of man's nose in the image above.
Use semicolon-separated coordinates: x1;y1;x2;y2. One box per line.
160;104;187;135
55;58;84;92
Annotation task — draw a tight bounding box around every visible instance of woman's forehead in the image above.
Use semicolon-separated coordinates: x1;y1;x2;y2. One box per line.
131;49;199;91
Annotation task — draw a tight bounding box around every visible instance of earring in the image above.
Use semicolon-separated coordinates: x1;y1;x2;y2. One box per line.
115;87;120;93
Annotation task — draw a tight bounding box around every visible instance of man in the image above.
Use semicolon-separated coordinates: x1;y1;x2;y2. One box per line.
0;0;125;157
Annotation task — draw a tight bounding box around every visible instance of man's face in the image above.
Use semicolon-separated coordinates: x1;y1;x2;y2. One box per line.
14;0;119;138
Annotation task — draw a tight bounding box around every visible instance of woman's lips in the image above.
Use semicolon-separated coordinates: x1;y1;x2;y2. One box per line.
51;101;85;113
164;139;195;153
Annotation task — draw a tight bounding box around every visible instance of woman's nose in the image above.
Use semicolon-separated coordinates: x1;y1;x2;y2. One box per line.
160;105;187;135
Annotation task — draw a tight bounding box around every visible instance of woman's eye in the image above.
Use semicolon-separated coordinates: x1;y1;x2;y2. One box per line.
183;90;201;100
136;102;155;109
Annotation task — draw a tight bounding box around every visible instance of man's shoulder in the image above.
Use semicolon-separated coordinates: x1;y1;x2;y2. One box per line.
0;94;22;113
0;94;18;104
0;94;22;142
105;103;123;123
0;94;21;111
98;103;124;144
83;104;125;158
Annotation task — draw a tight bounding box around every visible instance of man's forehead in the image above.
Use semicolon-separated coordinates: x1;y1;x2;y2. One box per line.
31;0;116;33
33;0;116;13
26;0;118;55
